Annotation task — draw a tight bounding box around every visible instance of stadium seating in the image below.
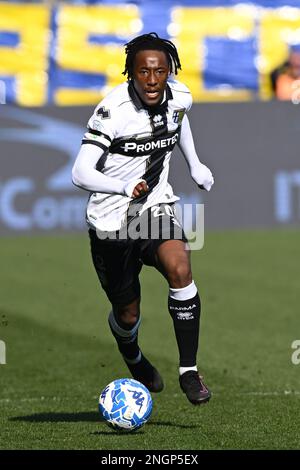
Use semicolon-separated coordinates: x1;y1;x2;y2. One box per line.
0;0;300;104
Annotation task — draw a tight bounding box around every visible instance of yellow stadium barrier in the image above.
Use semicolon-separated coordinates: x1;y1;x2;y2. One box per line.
0;3;300;105
0;3;50;105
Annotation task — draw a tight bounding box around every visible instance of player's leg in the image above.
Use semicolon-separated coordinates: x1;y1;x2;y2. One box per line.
156;240;199;371
155;239;211;404
109;300;164;393
89;229;163;392
155;240;210;404
109;297;141;364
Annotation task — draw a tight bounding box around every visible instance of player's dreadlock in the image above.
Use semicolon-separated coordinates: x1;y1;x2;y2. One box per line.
122;32;181;79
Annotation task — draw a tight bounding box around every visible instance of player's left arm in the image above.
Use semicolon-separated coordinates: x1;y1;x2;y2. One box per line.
178;114;214;192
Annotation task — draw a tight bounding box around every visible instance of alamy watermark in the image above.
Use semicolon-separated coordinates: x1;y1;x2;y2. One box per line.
291;340;300;365
95;203;204;250
0;80;6;104
0;340;6;365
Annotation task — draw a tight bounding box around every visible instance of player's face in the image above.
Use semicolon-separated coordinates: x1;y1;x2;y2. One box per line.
132;50;170;107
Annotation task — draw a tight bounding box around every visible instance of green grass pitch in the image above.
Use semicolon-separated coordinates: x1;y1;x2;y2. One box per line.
0;229;299;450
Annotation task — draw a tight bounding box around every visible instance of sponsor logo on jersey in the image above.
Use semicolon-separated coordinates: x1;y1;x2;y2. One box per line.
120;132;179;155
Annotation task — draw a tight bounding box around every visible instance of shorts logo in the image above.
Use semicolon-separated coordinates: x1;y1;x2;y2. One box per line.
173;109;185;124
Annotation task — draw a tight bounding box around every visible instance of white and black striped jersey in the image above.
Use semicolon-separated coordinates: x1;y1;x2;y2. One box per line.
82;79;192;232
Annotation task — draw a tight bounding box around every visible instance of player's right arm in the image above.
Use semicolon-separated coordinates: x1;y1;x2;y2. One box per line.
72;92;148;198
72;143;125;194
72;144;148;198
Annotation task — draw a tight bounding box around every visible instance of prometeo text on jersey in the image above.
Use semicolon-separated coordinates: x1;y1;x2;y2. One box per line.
111;131;179;157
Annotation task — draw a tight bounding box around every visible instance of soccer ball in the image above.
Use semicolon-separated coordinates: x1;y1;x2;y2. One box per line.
99;378;153;431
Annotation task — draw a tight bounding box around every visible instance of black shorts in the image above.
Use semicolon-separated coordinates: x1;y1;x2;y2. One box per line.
89;203;187;305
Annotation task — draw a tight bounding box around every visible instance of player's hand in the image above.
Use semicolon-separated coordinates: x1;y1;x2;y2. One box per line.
132;180;149;198
124;179;149;198
192;163;214;192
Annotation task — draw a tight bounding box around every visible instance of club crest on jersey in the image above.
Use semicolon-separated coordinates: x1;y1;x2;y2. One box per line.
172;109;185;124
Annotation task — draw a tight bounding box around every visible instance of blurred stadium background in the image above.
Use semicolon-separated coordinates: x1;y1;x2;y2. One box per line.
0;0;300;451
1;0;300;105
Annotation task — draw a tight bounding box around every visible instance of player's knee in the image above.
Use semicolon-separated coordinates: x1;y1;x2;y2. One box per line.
114;300;140;327
167;262;192;288
121;311;139;327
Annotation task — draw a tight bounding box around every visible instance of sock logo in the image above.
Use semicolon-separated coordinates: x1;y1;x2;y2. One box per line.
169;303;196;320
169;304;196;311
169;304;196;320
176;311;194;320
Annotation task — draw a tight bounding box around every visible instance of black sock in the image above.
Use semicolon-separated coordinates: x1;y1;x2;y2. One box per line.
168;293;201;367
108;311;141;362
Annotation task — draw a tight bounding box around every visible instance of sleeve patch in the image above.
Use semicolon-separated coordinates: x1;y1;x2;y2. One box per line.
96;106;111;119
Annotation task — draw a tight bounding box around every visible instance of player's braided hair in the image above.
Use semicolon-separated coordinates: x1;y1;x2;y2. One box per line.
122;32;181;79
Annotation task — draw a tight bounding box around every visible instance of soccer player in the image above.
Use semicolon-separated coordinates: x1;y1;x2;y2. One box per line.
72;33;214;405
